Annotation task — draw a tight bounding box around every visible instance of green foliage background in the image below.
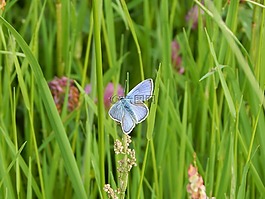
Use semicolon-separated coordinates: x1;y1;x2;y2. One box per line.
0;0;265;198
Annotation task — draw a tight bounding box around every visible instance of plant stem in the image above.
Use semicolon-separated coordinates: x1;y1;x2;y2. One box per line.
56;0;63;76
92;0;105;192
120;134;129;198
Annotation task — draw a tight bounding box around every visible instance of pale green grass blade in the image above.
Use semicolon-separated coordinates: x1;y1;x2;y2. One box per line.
176;82;188;199
199;65;227;82
205;28;236;118
0;142;26;188
0;127;41;198
92;0;106;190
196;0;264;108
120;0;144;80
145;66;161;198
160;0;171;79
26;157;32;199
147;65;160;140
237;161;250;199
0;144;15;199
11;40;30;110
245;0;265;8
0;141;26;199
136;141;150;199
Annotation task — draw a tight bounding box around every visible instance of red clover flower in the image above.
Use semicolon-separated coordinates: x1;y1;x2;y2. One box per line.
186;4;204;30
48;76;79;113
104;83;124;109
85;82;124;110
171;40;184;74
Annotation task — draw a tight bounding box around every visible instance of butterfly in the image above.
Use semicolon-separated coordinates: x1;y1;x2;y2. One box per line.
108;79;154;134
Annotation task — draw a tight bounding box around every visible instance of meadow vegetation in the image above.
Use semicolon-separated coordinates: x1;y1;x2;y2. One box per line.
0;0;265;198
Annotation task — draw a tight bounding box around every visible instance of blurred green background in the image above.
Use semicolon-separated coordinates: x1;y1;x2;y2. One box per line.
0;0;265;198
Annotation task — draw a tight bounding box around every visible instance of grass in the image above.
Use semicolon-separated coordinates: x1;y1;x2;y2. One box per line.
0;0;265;198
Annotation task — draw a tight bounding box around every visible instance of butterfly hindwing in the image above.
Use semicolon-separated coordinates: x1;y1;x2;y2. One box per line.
127;102;149;123
121;108;135;134
108;100;124;123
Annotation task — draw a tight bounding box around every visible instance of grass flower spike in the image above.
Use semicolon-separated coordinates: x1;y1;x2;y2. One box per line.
104;135;137;199
103;184;119;199
187;164;215;199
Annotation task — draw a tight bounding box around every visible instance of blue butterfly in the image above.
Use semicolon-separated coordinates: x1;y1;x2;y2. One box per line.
109;79;154;134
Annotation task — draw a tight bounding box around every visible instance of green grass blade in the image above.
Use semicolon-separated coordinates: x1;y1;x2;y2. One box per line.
92;0;106;191
205;28;236;118
0;16;87;199
120;0;144;80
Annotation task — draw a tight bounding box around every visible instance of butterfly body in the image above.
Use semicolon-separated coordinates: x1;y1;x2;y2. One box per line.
121;99;137;121
109;79;153;134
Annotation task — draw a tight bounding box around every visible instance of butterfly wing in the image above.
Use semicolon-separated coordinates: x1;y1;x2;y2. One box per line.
109;99;135;134
121;109;135;134
128;102;149;123
108;100;124;123
121;101;148;133
126;79;153;103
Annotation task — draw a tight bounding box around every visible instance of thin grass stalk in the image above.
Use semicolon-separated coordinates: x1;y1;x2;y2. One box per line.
208;80;217;196
104;0;117;69
196;0;265;109
101;15;113;70
136;141;150;199
26;157;32;199
247;104;262;162
0;127;42;198
120;0;144;80
81;12;93;88
147;66;161;198
150;140;159;198
161;0;171;80
92;0;105;192
258;1;265;86
29;110;46;199
245;0;265;8
176;81;188;199
83;102;92;195
0;142;26;195
12;88;20;199
143;0;151;76
205;28;236;118
231;99;242;198
56;0;63;76
13;43;46;198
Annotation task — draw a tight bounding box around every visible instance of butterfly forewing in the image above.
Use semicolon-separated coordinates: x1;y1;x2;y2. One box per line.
127;101;149;123
126;79;153;103
108;100;124;122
